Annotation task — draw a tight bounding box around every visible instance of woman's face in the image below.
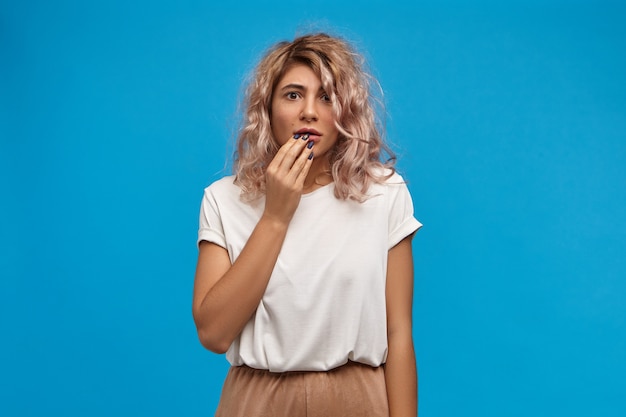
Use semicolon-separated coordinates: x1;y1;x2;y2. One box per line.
270;64;339;158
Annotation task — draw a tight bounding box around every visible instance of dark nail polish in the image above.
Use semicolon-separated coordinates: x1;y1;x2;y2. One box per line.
293;134;301;139
308;152;314;160
307;141;314;149
302;134;309;140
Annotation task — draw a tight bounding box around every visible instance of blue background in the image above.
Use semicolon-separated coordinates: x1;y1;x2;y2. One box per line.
2;1;625;415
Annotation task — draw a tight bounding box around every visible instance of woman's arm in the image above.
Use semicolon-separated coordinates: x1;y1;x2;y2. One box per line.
385;234;418;417
192;137;313;353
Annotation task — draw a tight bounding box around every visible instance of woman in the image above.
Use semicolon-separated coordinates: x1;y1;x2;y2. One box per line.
193;33;421;417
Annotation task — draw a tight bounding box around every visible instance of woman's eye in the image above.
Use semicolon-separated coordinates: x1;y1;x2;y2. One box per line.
286;92;299;100
321;93;331;102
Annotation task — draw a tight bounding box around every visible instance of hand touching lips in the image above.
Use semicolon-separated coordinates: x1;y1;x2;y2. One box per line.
295;128;322;142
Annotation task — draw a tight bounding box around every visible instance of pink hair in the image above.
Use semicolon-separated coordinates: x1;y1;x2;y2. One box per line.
234;33;396;202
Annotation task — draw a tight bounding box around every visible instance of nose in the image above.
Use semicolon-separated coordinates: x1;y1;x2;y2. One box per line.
300;97;318;122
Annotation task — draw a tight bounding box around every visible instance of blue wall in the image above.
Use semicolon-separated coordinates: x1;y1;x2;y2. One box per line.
2;1;625;415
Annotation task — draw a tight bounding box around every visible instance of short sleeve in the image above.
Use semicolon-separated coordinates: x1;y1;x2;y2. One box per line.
197;187;227;249
387;178;422;249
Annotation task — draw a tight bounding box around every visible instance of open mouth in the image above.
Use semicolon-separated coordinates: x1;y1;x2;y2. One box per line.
295;128;322;142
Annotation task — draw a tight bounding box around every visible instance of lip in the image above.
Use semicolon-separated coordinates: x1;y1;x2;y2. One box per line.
296;128;322;136
295;128;322;142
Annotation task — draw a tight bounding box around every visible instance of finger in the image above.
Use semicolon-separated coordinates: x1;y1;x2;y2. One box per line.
276;135;310;172
267;135;301;171
294;147;314;187
287;141;314;182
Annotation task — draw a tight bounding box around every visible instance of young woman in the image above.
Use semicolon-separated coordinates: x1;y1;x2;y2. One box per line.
193;33;422;417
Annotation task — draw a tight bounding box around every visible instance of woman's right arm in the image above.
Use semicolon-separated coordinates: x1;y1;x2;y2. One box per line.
192;136;314;353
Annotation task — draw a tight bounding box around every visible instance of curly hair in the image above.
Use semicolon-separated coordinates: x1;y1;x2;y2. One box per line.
234;33;396;202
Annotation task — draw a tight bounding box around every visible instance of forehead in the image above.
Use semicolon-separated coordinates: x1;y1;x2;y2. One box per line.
276;63;322;87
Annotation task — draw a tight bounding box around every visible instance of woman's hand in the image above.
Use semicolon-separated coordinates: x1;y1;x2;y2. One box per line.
192;134;314;353
263;135;314;225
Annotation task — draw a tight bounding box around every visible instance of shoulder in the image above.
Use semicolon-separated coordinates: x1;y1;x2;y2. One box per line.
365;168;415;211
202;175;265;211
202;175;242;205
369;167;409;191
383;170;407;186
203;175;239;197
205;175;237;191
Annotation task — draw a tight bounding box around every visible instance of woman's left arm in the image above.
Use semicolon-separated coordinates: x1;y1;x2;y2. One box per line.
385;234;418;417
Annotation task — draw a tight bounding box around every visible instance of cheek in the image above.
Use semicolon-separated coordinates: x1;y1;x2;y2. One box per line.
323;114;339;137
270;101;283;123
271;111;288;133
321;107;337;125
270;108;293;145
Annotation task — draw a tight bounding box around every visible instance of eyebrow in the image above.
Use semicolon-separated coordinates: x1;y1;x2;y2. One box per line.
280;83;305;91
279;83;326;93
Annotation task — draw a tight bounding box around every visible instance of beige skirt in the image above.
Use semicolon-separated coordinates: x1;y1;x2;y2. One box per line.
214;361;389;417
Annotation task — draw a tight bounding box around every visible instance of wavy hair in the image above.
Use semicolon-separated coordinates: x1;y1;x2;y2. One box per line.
234;33;396;202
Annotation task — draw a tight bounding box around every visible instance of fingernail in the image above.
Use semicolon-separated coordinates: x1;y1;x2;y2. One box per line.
293;134;301;139
302;134;309;140
308;152;314;160
306;141;314;149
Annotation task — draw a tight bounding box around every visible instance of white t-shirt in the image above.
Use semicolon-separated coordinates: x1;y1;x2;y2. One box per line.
197;171;421;372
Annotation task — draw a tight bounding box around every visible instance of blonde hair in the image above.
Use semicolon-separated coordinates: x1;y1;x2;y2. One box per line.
234;33;396;202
